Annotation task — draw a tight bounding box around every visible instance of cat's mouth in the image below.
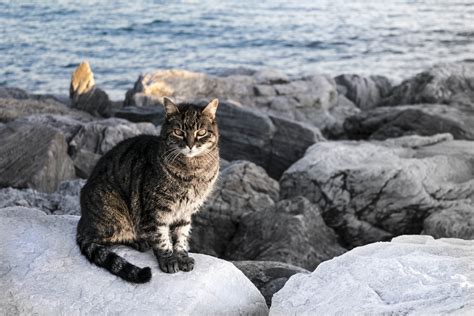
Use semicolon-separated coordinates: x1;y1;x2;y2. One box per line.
181;147;204;158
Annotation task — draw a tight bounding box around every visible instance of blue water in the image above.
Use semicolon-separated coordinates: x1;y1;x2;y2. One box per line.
2;0;474;99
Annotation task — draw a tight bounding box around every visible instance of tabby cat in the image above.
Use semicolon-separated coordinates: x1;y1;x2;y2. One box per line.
76;97;220;283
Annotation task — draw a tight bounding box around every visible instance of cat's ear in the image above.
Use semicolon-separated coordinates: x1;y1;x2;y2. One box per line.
202;98;219;120
163;97;179;118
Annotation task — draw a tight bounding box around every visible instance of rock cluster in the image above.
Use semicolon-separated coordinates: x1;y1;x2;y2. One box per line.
0;61;473;310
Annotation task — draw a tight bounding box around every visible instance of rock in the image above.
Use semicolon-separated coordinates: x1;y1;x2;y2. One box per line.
114;106;164;124
69;61;113;117
0;86;30;99
225;197;346;270
0;86;69;105
233;261;309;307
0;179;84;215
0;96;92;123
280;134;474;247
335;74;392;110
423;205;474;240
270;235;474;315
0;122;75;193
0;210;268;315
14;114;89;143
218;101;325;178
326;94;360;139
124;69;351;136
344;104;474;140
383;62;474;107
191;160;279;257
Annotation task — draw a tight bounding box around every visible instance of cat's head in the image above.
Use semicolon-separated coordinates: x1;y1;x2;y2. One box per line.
160;97;219;158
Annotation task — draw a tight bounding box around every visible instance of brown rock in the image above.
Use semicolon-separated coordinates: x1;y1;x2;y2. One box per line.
69;61;113;117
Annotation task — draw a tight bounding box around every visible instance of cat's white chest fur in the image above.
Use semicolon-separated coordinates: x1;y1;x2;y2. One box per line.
174;174;218;220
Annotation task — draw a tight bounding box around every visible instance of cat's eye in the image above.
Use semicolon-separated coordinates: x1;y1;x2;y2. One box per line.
173;129;184;137
196;129;207;137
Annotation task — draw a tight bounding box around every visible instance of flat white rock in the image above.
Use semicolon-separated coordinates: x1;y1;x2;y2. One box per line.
270;235;474;315
0;208;268;315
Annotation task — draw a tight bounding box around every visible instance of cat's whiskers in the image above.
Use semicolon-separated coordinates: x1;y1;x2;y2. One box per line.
164;148;181;164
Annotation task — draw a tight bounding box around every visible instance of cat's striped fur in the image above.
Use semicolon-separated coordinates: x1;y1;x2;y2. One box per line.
77;98;220;283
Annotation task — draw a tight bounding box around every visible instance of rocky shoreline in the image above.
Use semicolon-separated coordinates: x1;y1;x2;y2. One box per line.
1;61;473;313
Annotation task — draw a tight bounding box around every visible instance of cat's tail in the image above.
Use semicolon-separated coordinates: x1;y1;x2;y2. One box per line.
77;237;152;283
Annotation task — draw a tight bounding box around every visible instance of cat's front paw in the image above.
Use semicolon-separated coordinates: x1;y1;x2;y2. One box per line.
177;253;195;272
158;255;179;273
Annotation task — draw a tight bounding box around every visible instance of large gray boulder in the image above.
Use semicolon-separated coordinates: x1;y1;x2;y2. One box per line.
344;104;474;140
270;235;474;315
383;62;474;107
0;122;75;193
0;208;268;315
0;179;84;215
225;197;346;270
335;74;392;110
280;134;474;247
191;160;279;257
233;260;309;307
123;69;356;136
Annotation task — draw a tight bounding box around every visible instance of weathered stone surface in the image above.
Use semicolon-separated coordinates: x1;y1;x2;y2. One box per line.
0;122;75;193
280;134;474;247
0;210;268;315
423;205;474;240
225;197;346;270
233;260;309;307
14;114;88;143
0;97;92;123
383;62;474;107
0;179;84;215
114;106;164;124
69;61;113;117
191;160;279;257
123;69;351;136
270;236;474;315
344;104;474;140
325;94;360;138
335;74;392;110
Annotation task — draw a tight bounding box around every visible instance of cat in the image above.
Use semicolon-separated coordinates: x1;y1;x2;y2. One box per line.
76;97;220;283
